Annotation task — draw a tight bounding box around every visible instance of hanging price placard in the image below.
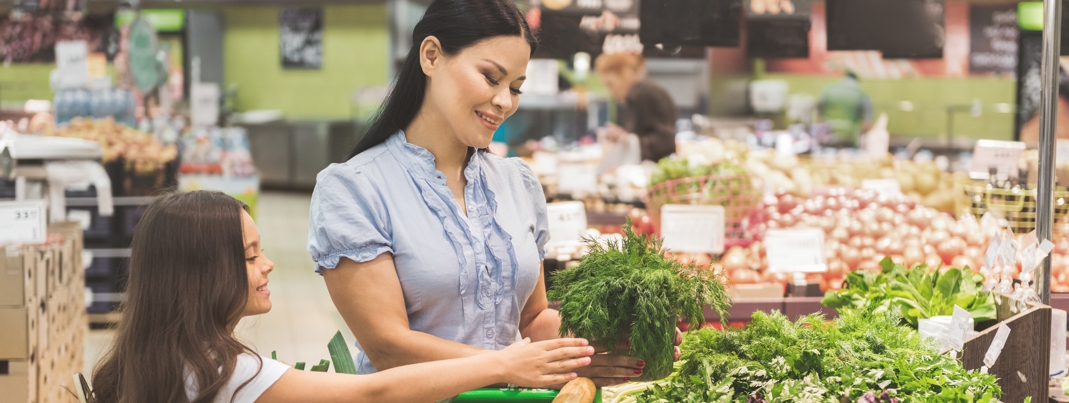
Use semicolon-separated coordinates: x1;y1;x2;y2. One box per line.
546;201;588;247
0;201;46;245
660;205;725;254
765;228;827;273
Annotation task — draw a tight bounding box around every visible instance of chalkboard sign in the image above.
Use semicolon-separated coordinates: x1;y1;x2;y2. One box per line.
639;0;742;48
969;5;1017;75
280;8;323;70
827;0;945;59
746;0;811;59
1016;31;1044;135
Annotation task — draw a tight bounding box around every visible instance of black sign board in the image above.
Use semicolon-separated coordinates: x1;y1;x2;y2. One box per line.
280;8;323;69
746;0;811;59
969;5;1017;74
639;0;742;48
827;0;945;59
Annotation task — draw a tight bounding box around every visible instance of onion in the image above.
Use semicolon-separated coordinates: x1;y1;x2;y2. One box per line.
819;217;837;233
937;238;967;265
841;247;862;269
828;260;848;277
778;194;799;214
805;197;826;216
861;237;876;248
825;197;841;211
857;209;877;224
722;247;749;272
854;189;877;209
777;214;798;228
830;227;850;243
925;254;944;268
860;247;876;260
847;221;865;237
906;209;928;229
730;269;760;284
875;207;896;224
951;256;976;271
926;229;950;245
904;245;925;266
848;237;864;249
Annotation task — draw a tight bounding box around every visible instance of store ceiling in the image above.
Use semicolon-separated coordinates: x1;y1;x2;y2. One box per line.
0;0;390;9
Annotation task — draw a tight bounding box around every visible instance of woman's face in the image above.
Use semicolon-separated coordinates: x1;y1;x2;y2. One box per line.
241;210;274;317
423;35;531;149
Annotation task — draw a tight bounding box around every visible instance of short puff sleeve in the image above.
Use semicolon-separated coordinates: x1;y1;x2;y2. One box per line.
307;165;393;273
513;158;550;260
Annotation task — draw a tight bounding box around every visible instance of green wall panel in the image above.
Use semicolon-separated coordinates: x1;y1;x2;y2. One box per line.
0;64;58;104
223;4;389;120
761;74;1017;140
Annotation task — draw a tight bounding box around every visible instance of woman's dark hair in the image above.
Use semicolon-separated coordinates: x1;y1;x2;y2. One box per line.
91;191;256;403
347;0;537;160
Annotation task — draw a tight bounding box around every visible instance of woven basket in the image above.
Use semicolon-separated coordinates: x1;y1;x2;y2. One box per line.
646;172;762;248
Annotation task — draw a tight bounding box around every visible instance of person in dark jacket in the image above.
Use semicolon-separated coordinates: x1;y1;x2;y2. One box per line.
595;53;678;162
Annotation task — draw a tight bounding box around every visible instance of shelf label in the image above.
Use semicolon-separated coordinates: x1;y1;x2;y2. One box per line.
983;322;1011;368
949;305;972;351
765;228;827;273
546;201;588;247
0;201;46;245
862;179;902;195
660;205;725;254
969;139;1026;178
557;162;598;196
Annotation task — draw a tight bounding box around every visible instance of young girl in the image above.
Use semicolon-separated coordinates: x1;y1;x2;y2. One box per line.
90;191;594;403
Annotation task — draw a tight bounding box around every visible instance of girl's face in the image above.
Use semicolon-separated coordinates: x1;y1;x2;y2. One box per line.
423;35;531;149
241;211;274;317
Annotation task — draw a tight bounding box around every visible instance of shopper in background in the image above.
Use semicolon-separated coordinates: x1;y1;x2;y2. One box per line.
309;0;675;387
817;71;874;148
595;52;679;163
90;191;594;403
1020;62;1069;146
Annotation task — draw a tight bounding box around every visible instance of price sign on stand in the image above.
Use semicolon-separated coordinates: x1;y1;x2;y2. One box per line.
660;205;725;254
191;82;221;128
969;140;1026;179
557;162;598;196
862;179;902;195
765;228;827;273
948;305;972;352
546;201;588;248
0;201;46;245
55;40;89;89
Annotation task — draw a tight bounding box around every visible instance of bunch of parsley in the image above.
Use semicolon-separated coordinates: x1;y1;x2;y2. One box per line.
637;309;1001;403
548;222;730;381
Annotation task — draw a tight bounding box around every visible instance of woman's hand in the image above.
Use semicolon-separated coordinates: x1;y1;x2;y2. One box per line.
578;327;684;387
496;338;595;388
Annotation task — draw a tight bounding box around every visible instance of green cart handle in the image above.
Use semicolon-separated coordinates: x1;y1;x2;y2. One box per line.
450;387;603;402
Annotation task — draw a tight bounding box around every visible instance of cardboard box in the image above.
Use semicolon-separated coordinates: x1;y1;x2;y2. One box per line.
0;249;34;307
0;307;33;360
0;360;34;403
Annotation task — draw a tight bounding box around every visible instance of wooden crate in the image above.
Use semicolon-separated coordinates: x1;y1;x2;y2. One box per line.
961;295;1052;403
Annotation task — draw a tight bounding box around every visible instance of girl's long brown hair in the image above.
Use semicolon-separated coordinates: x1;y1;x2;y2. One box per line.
91;191;257;403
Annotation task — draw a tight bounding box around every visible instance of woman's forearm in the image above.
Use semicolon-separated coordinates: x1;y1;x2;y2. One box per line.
365;329;488;371
520;308;562;342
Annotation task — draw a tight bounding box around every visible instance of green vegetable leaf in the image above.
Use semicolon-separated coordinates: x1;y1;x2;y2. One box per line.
328;331;358;375
295;362;305;371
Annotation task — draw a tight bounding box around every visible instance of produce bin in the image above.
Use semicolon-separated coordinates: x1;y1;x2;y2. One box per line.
955;178;1069;235
960;295;1051;403
646;172;761;248
452;387;602;402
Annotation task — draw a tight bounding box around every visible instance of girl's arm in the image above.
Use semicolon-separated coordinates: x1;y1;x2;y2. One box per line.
257;338;593;403
322;253;486;370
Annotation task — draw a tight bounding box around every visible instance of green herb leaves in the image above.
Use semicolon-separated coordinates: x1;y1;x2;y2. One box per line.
822;258;997;328
549;221;730;381
638;310;1001;403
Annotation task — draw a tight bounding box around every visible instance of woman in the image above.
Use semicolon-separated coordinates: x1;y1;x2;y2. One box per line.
91;191;593;402
308;0;673;387
595;52;678;163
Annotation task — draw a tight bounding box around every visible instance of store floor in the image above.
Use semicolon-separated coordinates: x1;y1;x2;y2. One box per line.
84;191;357;377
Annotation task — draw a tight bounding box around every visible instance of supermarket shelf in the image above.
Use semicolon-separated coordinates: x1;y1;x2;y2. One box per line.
66;196;157;207
705;297;838;323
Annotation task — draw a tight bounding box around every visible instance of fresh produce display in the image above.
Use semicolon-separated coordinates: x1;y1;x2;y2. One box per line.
821;258;996;327
721;188;1002;292
43;117;178;173
746;150;957;214
548;222;731;382
604;309;1001;403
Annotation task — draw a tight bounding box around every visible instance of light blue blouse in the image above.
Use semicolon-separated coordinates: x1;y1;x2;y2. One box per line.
307;131;549;374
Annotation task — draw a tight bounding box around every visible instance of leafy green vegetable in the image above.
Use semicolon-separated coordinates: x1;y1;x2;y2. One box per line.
294;362;306;371
549;221;730;381
329;331;359;375
637;309;1001;403
309;359;331;372
822;258;997;327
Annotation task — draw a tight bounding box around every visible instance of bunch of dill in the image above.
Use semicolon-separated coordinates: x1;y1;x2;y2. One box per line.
548;222;730;381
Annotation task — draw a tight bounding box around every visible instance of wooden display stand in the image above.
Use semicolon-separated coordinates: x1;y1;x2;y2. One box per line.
960;295;1051;403
0;222;87;403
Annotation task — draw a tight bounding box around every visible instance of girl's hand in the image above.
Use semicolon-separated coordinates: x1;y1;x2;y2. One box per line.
497;338;595;388
579;327;684;387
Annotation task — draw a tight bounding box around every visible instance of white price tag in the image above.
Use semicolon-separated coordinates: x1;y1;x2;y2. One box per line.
557;162;598;196
1000;234;1019;266
862;179;902;195
765;228;827;273
0;201;46;245
660;205;725;254
545;201;588;247
983;322;1011;368
984;232;1002;268
949;305;972;351
969;140;1026;178
54;40;88;88
191;82;221;128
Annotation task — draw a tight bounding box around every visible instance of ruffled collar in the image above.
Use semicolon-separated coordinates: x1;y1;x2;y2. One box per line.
386;131;481;185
